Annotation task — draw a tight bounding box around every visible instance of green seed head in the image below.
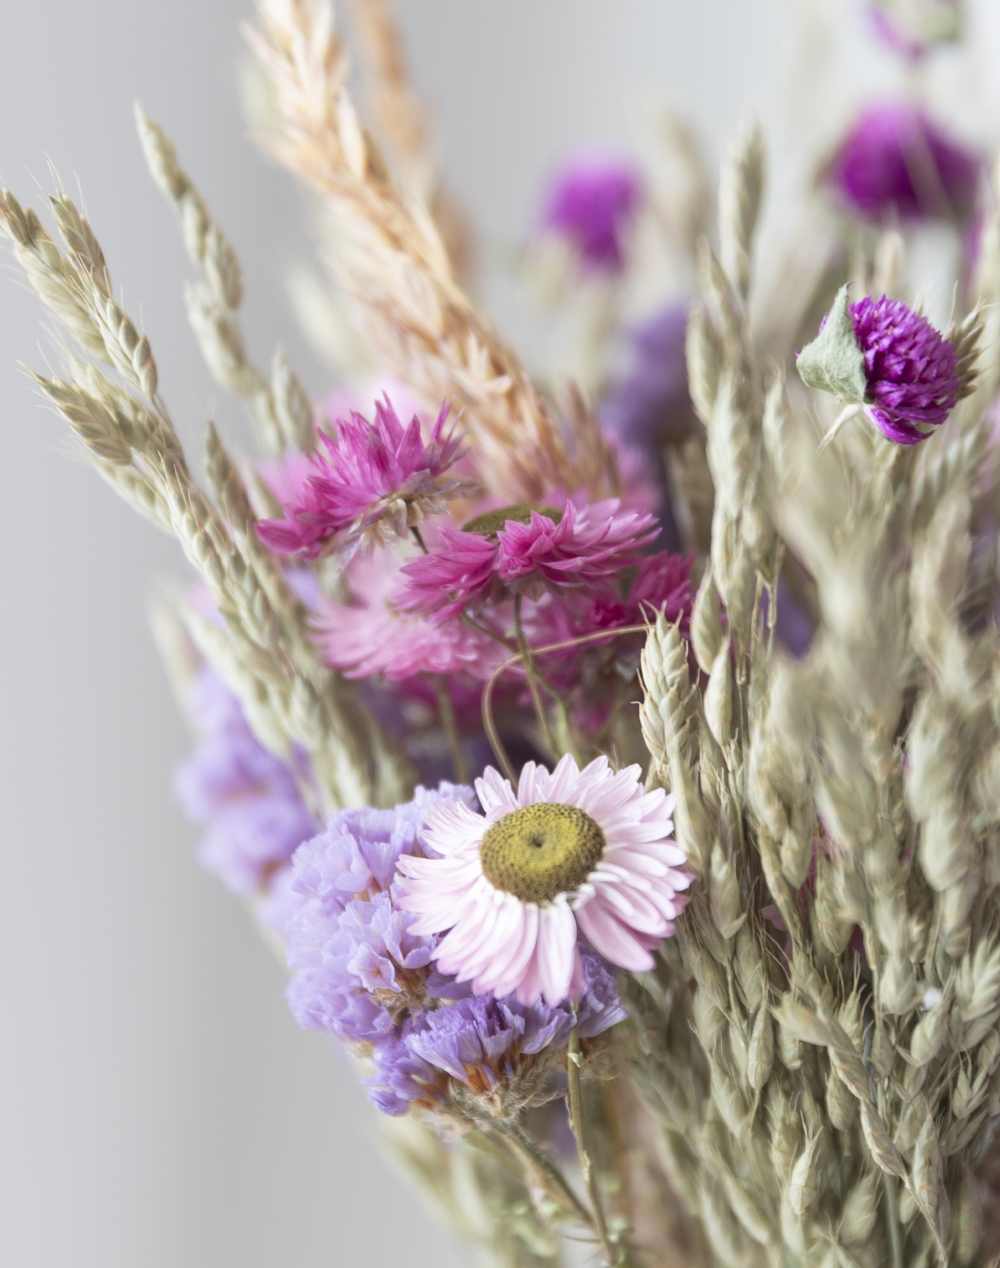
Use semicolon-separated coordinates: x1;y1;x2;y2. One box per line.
479;803;605;904
462;503;564;538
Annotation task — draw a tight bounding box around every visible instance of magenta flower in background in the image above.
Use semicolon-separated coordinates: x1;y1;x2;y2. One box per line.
256;396;477;562
851;294;961;444
542;155;643;273
828;103;981;223
399;496;658;620
397;755;691;1006
525;551;694;671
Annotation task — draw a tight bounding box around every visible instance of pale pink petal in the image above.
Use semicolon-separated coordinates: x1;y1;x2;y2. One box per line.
483;903;540;999
476;767;518;816
454;893;526;981
517;761;544;805
537;899;578;1006
514;938;545;1006
577;899;655;971
596;881;669;934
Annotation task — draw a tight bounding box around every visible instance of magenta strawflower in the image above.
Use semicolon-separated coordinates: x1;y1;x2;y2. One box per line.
399;496;658;621
827;103;980;224
396;755;691;1006
542;155;643;273
256;395;477;562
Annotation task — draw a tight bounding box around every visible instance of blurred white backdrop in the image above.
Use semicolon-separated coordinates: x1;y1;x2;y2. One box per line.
0;2;998;1266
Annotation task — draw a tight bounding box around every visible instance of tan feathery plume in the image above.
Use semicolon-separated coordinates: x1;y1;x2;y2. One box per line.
246;0;615;502
342;0;471;278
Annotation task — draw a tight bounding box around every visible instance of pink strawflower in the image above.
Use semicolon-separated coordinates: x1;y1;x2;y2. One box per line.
256;396;477;561
396;755;691;1007
313;548;505;683
851;294;961;444
399;497;658;621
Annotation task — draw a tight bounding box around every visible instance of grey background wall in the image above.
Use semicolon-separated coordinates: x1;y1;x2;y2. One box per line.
0;3;995;1266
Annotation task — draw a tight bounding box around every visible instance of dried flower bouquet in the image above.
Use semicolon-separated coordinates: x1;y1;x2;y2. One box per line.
6;0;1000;1264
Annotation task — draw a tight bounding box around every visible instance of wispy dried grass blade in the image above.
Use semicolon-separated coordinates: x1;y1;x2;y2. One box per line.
0;182;412;811
136;105;316;455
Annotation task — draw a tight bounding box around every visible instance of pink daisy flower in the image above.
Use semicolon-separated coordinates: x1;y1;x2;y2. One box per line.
256;395;478;562
398;496;658;621
313;548;506;683
396;755;691;1007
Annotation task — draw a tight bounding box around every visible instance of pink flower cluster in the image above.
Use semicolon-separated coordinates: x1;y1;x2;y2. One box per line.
399;497;658;620
257;396;476;562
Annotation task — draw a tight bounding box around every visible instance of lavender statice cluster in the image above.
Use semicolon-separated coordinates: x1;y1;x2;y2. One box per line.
174;665;317;909
282;787;627;1117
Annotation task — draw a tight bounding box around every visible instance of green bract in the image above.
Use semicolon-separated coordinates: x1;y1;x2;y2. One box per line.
796;285;868;404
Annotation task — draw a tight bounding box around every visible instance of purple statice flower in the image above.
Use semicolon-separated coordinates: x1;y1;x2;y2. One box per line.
542;155;643;273
603;303;695;452
398;496;658;621
600;302;696;552
827;103;981;224
367;1030;442;1115
851;294;961;444
256;395;477;562
366;952;627;1114
283;786;474;1044
174;666;316;898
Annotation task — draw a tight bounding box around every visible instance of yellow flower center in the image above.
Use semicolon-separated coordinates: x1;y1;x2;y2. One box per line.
462;503;564;538
479;803;605;904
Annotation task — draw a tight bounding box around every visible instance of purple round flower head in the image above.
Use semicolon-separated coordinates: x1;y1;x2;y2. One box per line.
365;951;626;1114
256;395;477;562
851;294;961;444
600;302;695;550
603;303;695;452
174;666;316;897
283;785;475;1044
542;155;643;273
828;103;981;224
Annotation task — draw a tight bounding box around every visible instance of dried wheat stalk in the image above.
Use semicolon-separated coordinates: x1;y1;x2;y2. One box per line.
246;0;615;502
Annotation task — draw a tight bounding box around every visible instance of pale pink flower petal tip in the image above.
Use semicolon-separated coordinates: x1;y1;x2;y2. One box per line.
396;754;691;1007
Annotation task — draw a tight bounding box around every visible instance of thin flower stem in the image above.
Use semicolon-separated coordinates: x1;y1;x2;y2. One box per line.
481;625;649;779
566;1015;624;1267
431;675;468;783
488;1117;593;1229
410;525;429;553
462;611;516;650
818;402;862;451
513;592;560;760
